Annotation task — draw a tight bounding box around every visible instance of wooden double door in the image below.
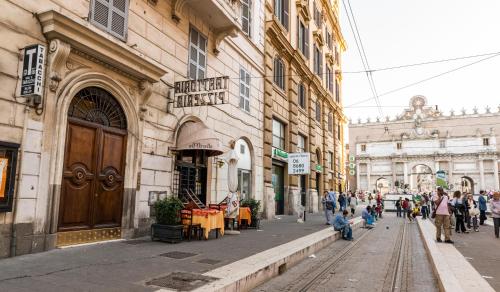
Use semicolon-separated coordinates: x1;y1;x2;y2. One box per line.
58;118;126;232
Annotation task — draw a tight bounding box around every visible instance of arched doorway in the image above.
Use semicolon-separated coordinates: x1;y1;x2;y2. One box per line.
411;164;433;193
235;139;252;201
375;177;390;195
173;120;223;205
58;87;127;236
461;176;474;194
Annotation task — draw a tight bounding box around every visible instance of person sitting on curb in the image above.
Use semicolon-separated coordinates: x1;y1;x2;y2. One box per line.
362;206;375;229
333;210;354;241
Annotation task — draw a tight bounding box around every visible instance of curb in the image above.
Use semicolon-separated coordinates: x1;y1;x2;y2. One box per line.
170;217;363;292
416;218;495;292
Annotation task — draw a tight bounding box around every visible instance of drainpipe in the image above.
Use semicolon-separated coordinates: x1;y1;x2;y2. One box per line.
10;105;30;257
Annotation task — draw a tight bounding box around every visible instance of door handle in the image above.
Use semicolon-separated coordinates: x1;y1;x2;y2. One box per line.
95;193;98;197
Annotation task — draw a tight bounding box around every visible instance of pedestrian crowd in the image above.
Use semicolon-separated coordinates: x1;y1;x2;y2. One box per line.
393;188;500;242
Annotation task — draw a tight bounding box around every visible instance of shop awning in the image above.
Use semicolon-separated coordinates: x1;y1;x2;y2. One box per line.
176;121;224;157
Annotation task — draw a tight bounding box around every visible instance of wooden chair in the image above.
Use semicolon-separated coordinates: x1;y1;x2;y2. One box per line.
180;209;202;241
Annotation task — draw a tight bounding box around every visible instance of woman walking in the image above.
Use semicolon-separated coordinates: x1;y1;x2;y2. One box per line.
349;193;357;217
451;191;468;234
491;192;500;239
466;193;479;232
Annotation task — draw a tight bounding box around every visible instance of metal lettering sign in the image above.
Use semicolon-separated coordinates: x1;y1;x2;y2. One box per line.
288;153;310;175
21;44;45;97
172;76;229;108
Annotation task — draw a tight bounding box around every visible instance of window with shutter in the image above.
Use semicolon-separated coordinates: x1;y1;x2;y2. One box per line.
274;0;289;30
298;83;306;109
90;0;129;41
305;25;309;58
242;0;252;36
319;49;323;77
274;57;285;90
327;67;333;93
298;19;309;59
315;100;321;122
335;80;340;103
188;27;207;80
239;67;251;112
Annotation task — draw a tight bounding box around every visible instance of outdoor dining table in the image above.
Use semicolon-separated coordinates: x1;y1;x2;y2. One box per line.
191;208;225;239
219;206;252;226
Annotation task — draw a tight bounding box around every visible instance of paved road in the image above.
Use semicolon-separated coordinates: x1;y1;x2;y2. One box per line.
254;214;438;292
452;224;500;291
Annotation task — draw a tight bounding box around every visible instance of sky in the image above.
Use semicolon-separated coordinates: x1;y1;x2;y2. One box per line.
339;0;500;122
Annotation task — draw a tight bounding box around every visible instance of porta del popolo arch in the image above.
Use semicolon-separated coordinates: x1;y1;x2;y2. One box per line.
348;95;500;195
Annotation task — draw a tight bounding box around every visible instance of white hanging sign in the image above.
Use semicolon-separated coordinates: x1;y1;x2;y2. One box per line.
288;153;310;175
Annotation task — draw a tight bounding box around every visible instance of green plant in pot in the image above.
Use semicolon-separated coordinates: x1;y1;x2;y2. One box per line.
240;198;261;228
151;196;185;243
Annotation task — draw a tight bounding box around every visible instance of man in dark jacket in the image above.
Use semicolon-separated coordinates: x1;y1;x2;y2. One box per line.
478;190;488;225
396;197;402;217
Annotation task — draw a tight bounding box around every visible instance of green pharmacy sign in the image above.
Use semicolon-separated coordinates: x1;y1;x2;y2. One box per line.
272;147;288;160
315;165;322;172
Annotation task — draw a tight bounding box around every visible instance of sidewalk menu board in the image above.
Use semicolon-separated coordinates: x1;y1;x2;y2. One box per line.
0;142;19;212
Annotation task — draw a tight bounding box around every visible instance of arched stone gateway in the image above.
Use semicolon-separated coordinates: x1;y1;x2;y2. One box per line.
460;176;474;194
57;87;128;245
410;164;434;193
375;177;390;195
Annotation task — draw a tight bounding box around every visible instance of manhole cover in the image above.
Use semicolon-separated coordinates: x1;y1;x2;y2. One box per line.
159;251;198;259
197;258;222;265
123;239;151;245
146;272;218;291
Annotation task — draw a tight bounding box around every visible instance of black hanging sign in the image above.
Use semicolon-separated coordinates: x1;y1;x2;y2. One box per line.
20;44;46;97
171;76;229;108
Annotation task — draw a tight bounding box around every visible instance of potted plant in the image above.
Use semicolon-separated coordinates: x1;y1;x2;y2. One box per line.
240;198;261;229
151;196;185;243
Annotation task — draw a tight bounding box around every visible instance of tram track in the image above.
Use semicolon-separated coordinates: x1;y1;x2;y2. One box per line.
274;220;413;292
254;215;437;292
278;228;373;292
382;221;412;292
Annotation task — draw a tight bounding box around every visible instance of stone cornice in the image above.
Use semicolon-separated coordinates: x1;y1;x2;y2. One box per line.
356;151;498;161
296;0;311;23
38;10;168;83
320;0;346;51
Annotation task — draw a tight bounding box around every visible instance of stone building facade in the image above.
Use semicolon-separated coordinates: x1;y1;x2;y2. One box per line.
348;95;500;195
263;0;346;218
0;0;267;257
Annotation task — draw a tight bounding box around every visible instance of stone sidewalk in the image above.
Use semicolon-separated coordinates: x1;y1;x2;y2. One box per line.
0;212;349;292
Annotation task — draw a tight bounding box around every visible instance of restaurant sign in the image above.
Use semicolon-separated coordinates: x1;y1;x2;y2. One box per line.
20;44;45;97
172;76;229;108
288;153;310;175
